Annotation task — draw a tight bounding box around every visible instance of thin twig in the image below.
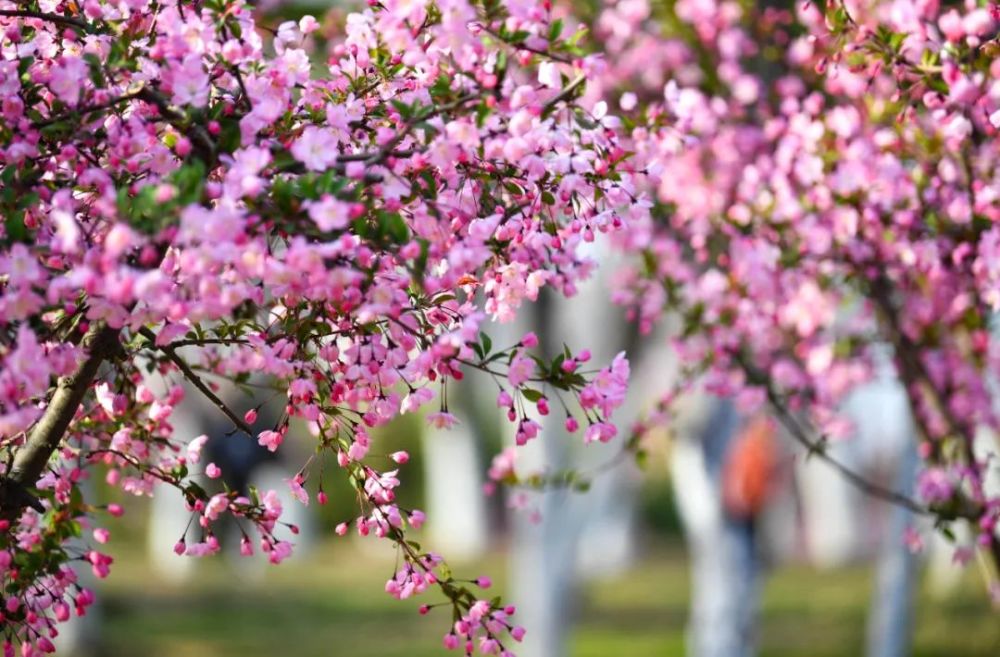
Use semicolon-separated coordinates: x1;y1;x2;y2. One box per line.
337;149;414;162
135;88;217;165
138;327;255;437
478;24;574;64
542;74;585;115
734;352;934;516
365;94;479;166
0;9;90;32
870;274;976;447
33;89;145;129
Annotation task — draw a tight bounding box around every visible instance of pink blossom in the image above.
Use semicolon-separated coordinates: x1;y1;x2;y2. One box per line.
427;412;458;429
170;55;211;107
307;195;352;231
49;57;88;105
287;475;309;505
584;422;617;444
538;61;562;89
507;353;536;388
258;430;283;452
291;126;340;171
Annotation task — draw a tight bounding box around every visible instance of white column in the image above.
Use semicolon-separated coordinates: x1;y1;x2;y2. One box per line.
422;415;490;560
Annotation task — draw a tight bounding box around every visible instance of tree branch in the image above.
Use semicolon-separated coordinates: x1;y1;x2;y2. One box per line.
478;25;574;64
33;89;145;129
1;323;119;519
734;352;937;517
867;269;1000;575
542;74;586;116
138;327;255;437
0;9;91;32
134;88;217;166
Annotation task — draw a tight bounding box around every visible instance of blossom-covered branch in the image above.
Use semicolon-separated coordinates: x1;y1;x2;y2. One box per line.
0;0;646;653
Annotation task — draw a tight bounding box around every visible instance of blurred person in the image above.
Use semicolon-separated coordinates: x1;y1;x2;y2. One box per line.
670;397;778;657
670;358;922;657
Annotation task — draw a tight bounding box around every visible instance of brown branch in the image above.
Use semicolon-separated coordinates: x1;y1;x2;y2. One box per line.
478;25;574;64
734;352;937;517
0;9;90;32
85;447;176;484
217;23;252;112
868;274;1000;575
869;275;977;447
337;149;414;162
134;88;217;166
33;89;145;129
542;74;586;116
1;323;120;520
138;327;255;437
161;337;251;348
869;276;988;501
365;94;479;167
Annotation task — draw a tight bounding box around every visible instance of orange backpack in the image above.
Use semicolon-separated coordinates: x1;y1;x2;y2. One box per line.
722;414;781;518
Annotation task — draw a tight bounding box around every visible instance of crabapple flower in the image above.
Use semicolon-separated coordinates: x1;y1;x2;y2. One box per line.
291;127;341;171
427;412;459;430
258;430;283;453
307;196;352;232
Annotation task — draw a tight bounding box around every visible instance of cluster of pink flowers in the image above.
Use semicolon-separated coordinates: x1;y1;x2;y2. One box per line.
595;0;1000;572
0;0;644;652
443;599;525;657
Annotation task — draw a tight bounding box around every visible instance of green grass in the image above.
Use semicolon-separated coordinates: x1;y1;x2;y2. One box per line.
93;538;999;656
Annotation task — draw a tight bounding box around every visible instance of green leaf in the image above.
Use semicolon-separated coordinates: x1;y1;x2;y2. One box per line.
173;160;207;205
566;27;588;48
83;53;105;88
272;178;296;213
380;211;409;244
548;19;563;42
3;210;28;243
508;30;530;44
391;99;414;121
218;117;242;154
521;388;544;402
887;31;905;52
227;17;243;39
